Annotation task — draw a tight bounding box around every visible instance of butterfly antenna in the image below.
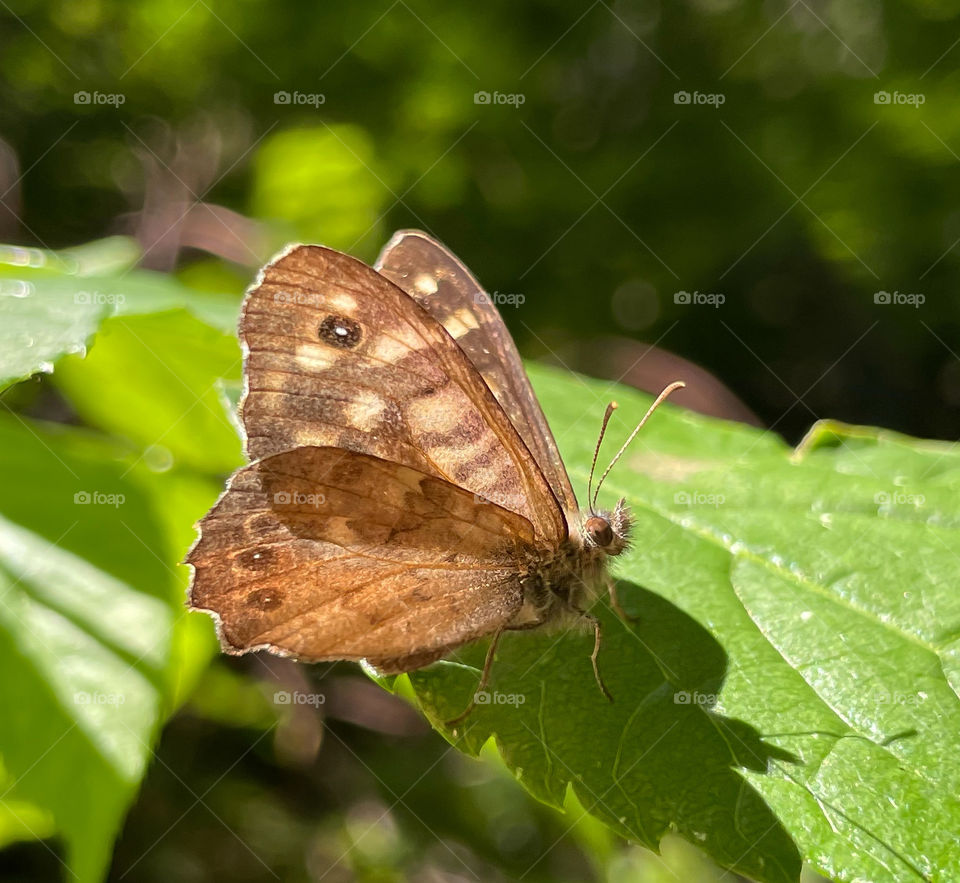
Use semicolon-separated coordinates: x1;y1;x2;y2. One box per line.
592;381;686;508
587;402;618;513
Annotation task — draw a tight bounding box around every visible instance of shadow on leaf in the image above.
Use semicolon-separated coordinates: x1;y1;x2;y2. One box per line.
406;580;802;883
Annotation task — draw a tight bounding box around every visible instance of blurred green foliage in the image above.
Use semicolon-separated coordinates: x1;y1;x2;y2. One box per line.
1;1;959;881
2;0;960;441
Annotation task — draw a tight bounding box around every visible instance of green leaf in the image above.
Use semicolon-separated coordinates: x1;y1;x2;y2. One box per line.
0;271;107;390
397;363;960;883
0;237;241;390
0;515;169;880
0;761;56;850
53;310;244;475
0;414;220;881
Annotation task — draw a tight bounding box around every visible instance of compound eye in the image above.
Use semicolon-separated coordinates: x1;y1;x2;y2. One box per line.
585;515;614;548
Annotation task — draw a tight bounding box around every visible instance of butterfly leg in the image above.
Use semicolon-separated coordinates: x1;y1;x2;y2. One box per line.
444;614;551;727
445;627;505;728
575;609;613;703
606;574;637;621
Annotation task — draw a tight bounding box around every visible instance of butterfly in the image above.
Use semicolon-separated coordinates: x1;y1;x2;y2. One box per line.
186;230;683;722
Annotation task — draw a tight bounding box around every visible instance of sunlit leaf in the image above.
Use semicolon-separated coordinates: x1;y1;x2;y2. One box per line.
0;237;241;390
54;310;243;475
400;364;960;883
0;414;220;880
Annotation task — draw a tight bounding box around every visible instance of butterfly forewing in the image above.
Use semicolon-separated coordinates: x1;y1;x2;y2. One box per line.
376;230;579;519
187;446;530;665
239;244;566;544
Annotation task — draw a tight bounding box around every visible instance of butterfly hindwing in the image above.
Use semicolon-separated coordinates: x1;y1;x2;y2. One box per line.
187;446;530;665
376;230;579;518
239;244;566;544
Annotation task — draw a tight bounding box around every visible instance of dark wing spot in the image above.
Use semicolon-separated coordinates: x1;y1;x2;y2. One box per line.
246;587;284;611
318;315;362;349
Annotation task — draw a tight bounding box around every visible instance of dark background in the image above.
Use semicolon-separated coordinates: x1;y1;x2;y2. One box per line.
1;1;957;880
2;0;959;443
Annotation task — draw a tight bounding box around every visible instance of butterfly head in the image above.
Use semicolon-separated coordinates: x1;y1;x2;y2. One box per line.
583;382;685;558
583;499;632;557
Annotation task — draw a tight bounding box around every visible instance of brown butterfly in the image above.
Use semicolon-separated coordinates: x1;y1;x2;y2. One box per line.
186;230;683;722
